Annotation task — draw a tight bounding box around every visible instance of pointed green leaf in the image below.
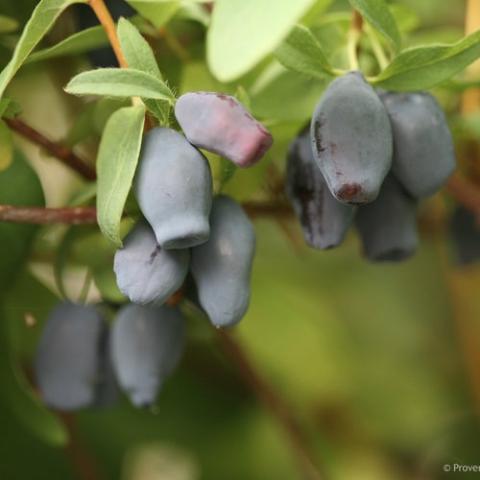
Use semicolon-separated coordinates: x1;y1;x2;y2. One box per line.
97;105;145;246
0;0;86;98
126;1;181;29
373;30;480;91
0;150;44;291
118;17;162;78
275;24;335;79
349;0;401;51
65;68;175;101
27;26;108;63
117;18;171;123
207;0;316;81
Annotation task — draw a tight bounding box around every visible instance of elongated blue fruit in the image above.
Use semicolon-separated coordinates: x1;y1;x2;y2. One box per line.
450;206;480;266
286;127;355;249
191;195;255;327
114;221;189;305
110;304;185;407
355;175;418;262
380;91;456;198
34;303;108;411
135;127;213;249
310;72;393;205
175;92;273;167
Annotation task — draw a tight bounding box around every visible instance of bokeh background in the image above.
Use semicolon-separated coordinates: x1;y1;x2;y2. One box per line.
0;0;479;479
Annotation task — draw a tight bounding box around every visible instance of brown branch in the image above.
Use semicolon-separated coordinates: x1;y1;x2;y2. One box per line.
217;330;325;480
0;205;97;224
88;0;128;68
0;203;292;225
3;177;480;228
58;413;105;480
5;118;96;181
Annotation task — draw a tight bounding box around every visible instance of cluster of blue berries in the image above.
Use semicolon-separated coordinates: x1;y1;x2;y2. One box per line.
287;71;456;262
34;92;272;410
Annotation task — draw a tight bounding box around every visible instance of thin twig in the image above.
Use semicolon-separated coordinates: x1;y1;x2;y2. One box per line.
88;0;127;68
0;203;291;225
0;205;97;224
58;413;105;480
365;24;388;71
5;118;96;181
217;330;325;480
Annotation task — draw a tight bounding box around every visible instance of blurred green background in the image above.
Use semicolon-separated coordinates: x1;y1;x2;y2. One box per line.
1;0;480;479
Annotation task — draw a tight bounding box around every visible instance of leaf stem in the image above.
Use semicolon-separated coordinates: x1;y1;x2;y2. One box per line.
78;269;93;304
347;10;363;71
88;0;127;68
366;24;388;71
5;118;96;181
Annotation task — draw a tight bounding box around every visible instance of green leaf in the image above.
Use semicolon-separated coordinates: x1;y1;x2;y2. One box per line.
68;182;97;206
143;98;171;124
0;150;44;291
275;24;335;79
373;30;480;91
117;18;171;123
390;4;419;34
65;68;175;101
92;265;126;302
118;18;162;79
27;26;108;64
349;0;401;51
96;105;145;246
93;97;131;135
0;0;86;98
207;0;316;81
0;15;19;34
0;119;13;171
126;1;181;29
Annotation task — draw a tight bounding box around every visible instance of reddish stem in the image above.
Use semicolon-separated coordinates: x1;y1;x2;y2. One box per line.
5;118;96;181
0;205;97;224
